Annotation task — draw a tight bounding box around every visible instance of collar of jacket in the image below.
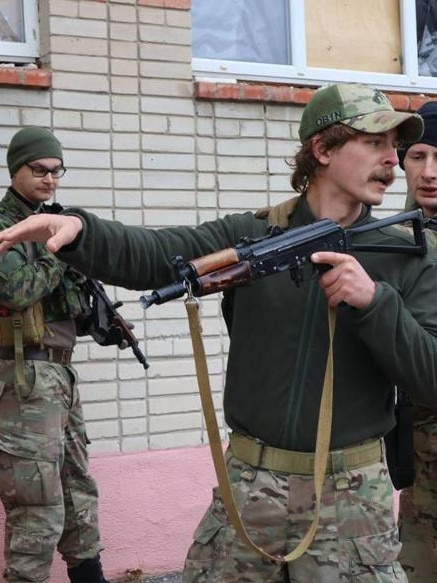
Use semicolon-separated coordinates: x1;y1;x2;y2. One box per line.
289;194;373;229
0;188;40;222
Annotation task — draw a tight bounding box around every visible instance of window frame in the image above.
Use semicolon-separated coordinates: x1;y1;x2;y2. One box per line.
191;0;437;94
0;1;39;63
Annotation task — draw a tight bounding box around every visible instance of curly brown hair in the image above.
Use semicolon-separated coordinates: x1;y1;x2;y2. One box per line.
288;124;359;194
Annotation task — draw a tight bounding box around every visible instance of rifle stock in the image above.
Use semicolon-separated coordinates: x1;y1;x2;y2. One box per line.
140;209;426;310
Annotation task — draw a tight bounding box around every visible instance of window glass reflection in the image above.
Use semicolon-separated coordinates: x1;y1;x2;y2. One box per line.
417;0;437;76
0;0;23;43
192;0;290;65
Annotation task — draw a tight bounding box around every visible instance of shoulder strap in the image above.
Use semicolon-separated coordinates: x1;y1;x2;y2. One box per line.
185;294;337;563
255;196;300;229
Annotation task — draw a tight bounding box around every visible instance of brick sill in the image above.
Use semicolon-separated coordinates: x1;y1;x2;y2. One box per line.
0;68;51;89
194;80;435;113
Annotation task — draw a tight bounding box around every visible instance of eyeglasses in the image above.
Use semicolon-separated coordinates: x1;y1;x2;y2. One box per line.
25;163;67;179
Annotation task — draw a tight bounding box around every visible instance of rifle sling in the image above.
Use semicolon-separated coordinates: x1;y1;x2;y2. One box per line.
185;295;336;564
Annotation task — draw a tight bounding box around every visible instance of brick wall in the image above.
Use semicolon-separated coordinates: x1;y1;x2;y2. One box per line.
0;0;409;455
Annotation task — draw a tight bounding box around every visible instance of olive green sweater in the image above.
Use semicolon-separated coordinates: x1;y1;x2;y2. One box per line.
58;195;437;451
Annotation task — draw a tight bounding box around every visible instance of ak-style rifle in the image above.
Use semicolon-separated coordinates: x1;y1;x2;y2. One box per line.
140;209;426;310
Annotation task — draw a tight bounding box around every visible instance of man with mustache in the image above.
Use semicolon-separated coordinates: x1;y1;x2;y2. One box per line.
0;127;108;583
0;83;436;582
396;101;437;581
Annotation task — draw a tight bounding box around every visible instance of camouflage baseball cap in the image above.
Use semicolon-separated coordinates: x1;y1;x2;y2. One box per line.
299;83;424;143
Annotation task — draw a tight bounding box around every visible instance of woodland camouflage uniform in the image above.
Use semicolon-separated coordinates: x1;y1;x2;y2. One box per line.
0;126;107;583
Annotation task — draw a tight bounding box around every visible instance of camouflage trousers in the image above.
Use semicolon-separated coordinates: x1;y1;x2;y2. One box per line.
183;448;406;583
0;359;103;583
398;414;437;582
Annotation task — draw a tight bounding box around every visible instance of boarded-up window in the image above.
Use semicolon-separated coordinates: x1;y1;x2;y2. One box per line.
305;0;401;74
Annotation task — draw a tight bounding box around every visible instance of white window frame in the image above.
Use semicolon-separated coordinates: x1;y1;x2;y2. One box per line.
192;0;437;94
0;1;38;63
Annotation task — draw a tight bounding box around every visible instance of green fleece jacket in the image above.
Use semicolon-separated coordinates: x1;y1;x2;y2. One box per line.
57;195;437;451
404;192;437;425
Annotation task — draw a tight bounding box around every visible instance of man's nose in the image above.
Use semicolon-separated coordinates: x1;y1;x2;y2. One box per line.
422;157;437;179
42;172;55;183
384;145;399;166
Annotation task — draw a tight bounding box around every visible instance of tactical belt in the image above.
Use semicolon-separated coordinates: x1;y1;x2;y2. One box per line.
229;432;383;475
0;346;73;366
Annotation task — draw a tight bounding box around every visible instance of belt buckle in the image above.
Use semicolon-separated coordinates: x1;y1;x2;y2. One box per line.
252;437;266;467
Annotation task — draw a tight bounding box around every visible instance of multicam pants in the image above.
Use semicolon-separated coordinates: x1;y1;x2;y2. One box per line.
398;412;437;582
183;448;406;583
0;359;103;583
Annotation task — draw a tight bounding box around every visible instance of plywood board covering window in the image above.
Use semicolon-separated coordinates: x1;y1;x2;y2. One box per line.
306;0;402;73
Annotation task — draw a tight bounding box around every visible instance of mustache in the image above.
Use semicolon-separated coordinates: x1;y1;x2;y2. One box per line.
370;169;395;185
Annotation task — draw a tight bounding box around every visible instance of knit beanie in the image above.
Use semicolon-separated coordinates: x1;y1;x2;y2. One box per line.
398;101;437;169
7;126;63;177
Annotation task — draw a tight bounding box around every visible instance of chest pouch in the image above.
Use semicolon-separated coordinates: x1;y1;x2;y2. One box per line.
0;229;46;391
0;302;45;348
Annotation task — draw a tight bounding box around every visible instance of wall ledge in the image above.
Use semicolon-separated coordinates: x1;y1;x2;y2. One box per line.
194;80;436;112
138;0;190;8
0;67;51;89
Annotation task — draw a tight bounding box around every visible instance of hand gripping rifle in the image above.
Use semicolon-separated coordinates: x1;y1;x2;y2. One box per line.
140;209;427;310
84;279;149;370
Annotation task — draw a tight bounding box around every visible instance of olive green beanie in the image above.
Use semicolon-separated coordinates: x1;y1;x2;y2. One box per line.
7;126;63;177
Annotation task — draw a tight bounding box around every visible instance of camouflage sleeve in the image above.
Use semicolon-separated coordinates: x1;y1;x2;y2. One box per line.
0;243;67;310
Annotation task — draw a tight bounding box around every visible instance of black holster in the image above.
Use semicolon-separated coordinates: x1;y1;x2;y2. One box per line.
384;390;416;490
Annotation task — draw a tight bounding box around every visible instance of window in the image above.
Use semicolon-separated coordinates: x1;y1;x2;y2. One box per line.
192;1;290;65
417;0;437;76
191;0;437;93
0;0;38;63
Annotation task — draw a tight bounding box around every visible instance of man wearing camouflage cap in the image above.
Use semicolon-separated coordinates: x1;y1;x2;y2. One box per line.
0;84;436;582
0;127;108;583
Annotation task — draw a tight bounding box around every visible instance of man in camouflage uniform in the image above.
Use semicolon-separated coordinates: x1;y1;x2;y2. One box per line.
397;101;437;581
0;85;436;583
0;127;108;582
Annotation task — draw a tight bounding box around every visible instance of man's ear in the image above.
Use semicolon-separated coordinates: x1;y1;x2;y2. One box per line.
311;134;331;166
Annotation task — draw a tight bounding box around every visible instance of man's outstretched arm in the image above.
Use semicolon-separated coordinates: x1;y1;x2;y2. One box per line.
0;213;83;254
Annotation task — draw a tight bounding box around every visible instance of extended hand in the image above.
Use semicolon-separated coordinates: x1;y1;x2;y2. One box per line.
0;214;83;254
311;251;377;309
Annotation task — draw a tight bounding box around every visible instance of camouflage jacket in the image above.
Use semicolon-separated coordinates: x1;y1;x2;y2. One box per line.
0;189;88;324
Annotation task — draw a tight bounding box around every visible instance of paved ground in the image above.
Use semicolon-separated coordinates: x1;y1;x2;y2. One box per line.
111;572;182;583
144;575;182;583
